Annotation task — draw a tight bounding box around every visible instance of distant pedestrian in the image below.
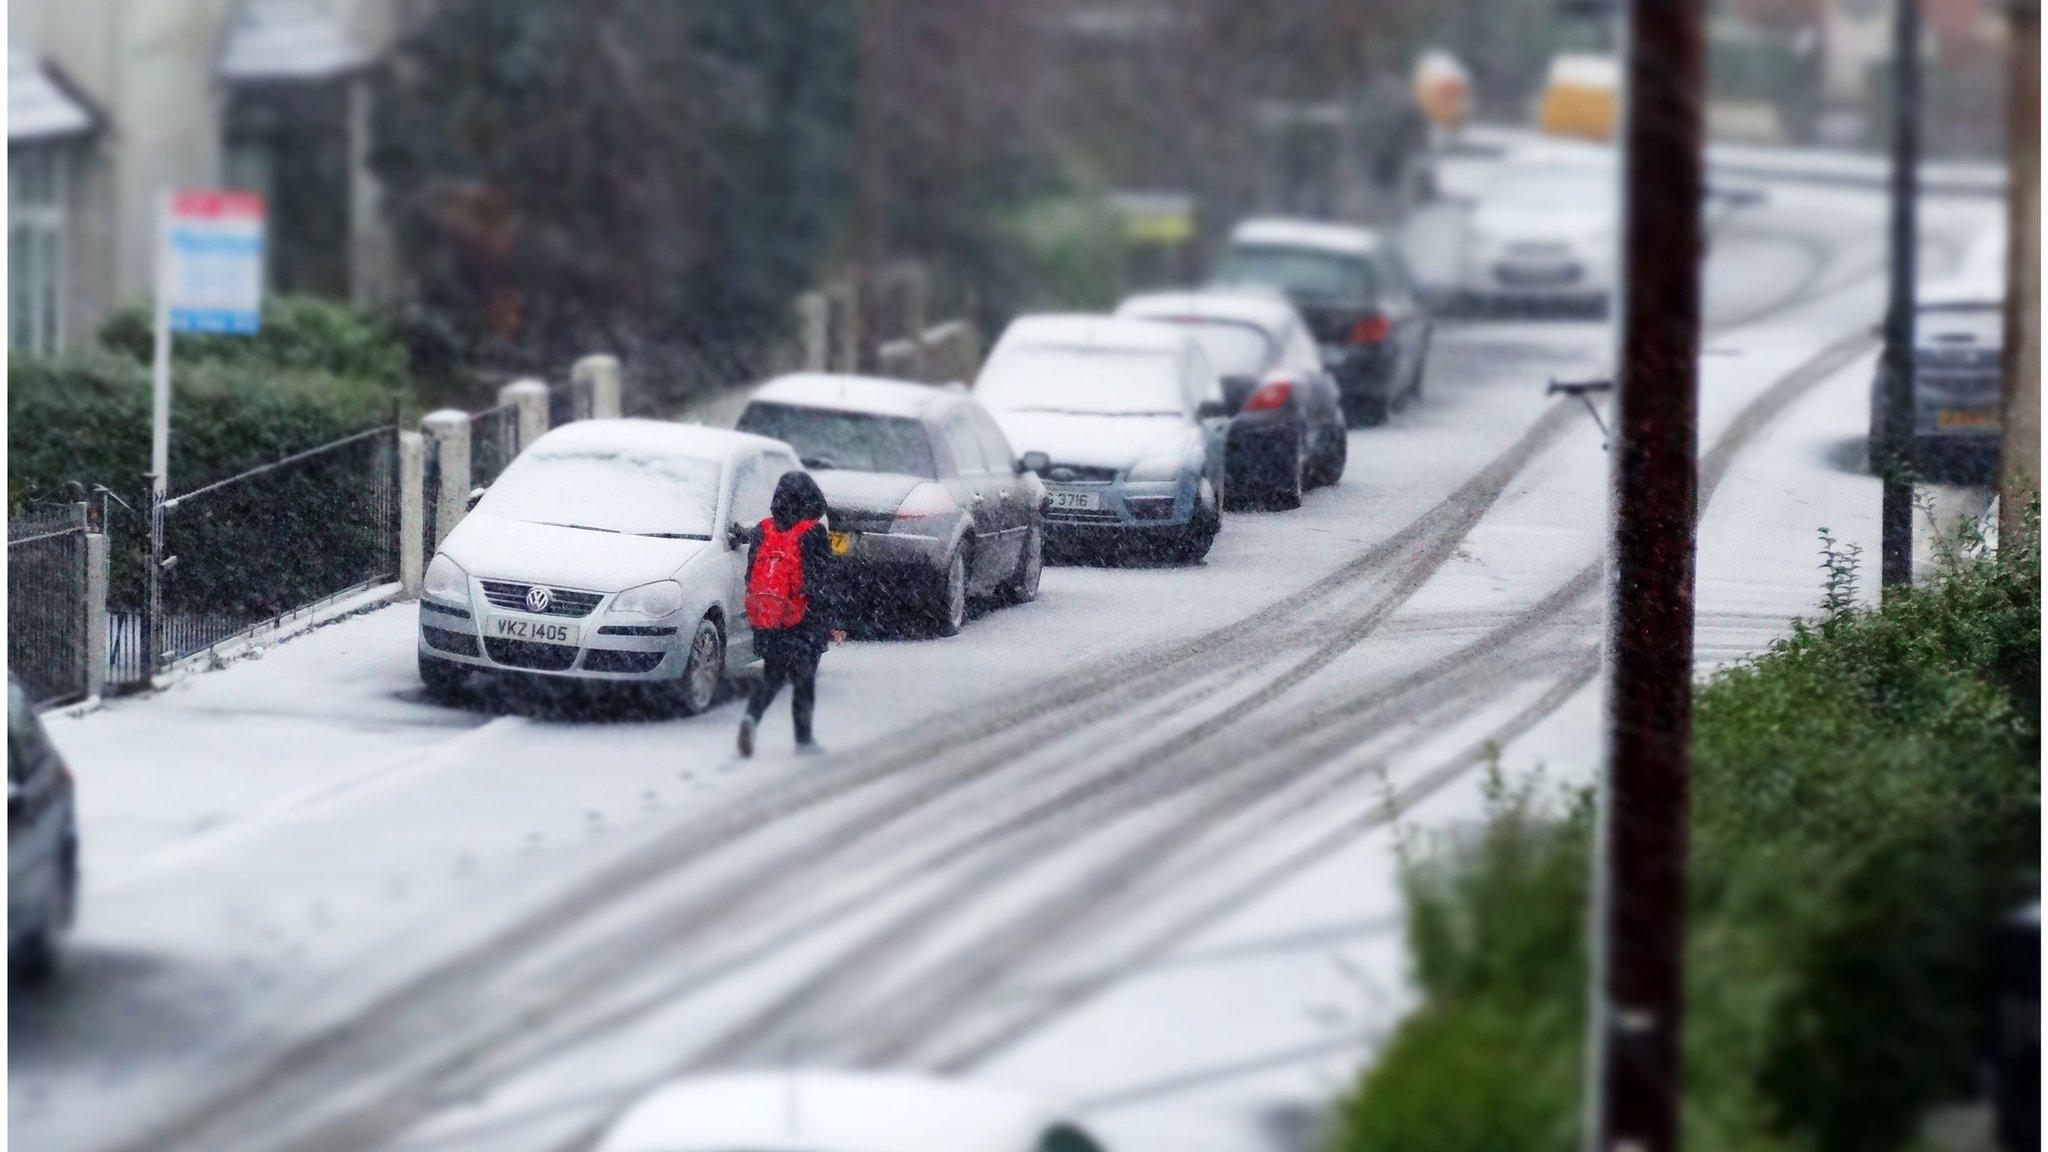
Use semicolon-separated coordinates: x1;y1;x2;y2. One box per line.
729;471;844;757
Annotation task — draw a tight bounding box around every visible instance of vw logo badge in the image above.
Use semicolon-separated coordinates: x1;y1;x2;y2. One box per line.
1049;466;1077;482
525;585;552;614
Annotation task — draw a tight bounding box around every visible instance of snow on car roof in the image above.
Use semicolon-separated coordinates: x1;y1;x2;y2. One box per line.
597;1071;1052;1152
527;418;790;466
752;373;956;420
1228;217;1383;256
1115;291;1301;337
995;313;1194;355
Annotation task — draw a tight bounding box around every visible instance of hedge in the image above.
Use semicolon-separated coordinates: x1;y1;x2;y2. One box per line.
1333;504;2040;1152
9;297;414;611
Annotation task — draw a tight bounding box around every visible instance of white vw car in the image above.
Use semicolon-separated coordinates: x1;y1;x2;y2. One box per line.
417;420;803;711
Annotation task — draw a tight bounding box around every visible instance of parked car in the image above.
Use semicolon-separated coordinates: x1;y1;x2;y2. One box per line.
10;677;79;979
1867;265;2005;486
736;374;1045;636
595;1070;1110;1152
1115;290;1348;508
417;420;803;711
975;315;1228;563
1456;144;1618;316
1207;217;1432;427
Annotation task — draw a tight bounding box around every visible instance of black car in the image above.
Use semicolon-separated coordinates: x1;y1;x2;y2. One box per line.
1868;286;2004;486
1208;217;1433;427
1116;290;1347;509
10;677;78;979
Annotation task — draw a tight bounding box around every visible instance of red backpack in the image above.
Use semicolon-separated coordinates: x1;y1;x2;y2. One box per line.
745;518;817;630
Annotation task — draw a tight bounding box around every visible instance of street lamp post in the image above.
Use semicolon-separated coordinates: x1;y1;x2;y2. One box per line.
1587;2;1706;1151
1878;0;1922;595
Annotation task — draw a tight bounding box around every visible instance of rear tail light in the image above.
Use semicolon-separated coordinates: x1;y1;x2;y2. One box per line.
1243;380;1294;412
895;483;957;519
1346;314;1391;344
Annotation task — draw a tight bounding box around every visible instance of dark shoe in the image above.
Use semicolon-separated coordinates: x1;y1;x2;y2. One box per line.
795;732;821;755
737;716;756;759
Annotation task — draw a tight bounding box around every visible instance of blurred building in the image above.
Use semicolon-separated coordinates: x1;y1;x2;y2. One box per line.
7;0;401;353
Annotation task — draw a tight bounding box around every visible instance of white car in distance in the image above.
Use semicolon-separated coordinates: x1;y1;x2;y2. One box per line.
1458;144;1619;316
417;419;803;711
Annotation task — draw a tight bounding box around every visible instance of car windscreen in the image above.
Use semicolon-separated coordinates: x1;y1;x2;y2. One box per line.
1210;245;1375;303
478;447;723;539
736;402;937;477
1149;320;1274;378
976;345;1185;416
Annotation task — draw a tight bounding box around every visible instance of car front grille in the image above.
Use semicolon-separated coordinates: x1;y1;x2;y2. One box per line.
423;626;480;656
1506;240;1573;258
583;648;665;674
1045;507;1122;526
1126;497;1177;521
479;580;603;618
484;638;579;671
1041;464;1119;484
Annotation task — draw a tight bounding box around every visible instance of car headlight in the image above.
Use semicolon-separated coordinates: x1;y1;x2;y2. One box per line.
424;554;469;604
1125;455;1185;483
608;580;684;620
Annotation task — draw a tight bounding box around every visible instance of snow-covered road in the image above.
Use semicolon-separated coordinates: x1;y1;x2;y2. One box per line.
11;183;2002;1152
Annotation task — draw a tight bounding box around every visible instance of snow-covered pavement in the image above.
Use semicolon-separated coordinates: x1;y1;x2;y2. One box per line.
11;184;2003;1152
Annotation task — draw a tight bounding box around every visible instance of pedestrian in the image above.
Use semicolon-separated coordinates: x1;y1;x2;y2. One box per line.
729;471;845;757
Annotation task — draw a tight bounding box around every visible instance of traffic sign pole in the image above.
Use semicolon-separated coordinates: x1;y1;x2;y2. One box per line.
151;193;174;498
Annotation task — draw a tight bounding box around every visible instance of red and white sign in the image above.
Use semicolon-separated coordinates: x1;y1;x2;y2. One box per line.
162;190;266;334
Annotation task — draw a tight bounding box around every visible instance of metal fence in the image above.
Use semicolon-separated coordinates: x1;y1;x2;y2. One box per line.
470;403;521;488
148;425;400;669
9;510;91;708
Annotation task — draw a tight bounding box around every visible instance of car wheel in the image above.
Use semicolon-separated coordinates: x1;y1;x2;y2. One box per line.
932;549;968;636
1316;425;1349;488
1269;438;1304;511
1346;394;1390;428
1174;488;1220;564
12;928;60;984
1003;528;1043;605
419;652;466;700
678;615;725;715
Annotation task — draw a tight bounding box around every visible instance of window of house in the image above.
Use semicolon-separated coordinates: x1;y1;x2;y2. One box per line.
9;148;67;353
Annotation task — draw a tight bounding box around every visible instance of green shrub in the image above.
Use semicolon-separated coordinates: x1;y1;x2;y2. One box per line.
1332;505;2040;1152
96;295;411;392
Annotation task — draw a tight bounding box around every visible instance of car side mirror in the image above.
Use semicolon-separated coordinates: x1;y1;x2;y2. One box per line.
1196;400;1229;421
1018;451;1050;475
466;485;486;511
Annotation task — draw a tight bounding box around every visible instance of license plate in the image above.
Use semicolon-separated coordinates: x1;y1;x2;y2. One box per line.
829;530;854;555
1496;262;1581;287
1937;408;1996;429
491;617;577;645
1049;490;1104;511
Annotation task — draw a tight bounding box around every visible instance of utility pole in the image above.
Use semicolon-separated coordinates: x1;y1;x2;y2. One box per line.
1878;0;1922;595
1587;1;1704;1150
852;0;889;374
2000;0;2040;544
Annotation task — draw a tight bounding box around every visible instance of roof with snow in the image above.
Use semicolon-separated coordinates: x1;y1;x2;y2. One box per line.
596;1071;1051;1152
218;0;377;83
1115;291;1304;337
1228;218;1384;257
527;419;791;467
750;373;959;421
9;50;98;143
993;314;1194;355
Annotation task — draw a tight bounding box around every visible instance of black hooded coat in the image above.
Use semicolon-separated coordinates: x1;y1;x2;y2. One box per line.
730;471;840;656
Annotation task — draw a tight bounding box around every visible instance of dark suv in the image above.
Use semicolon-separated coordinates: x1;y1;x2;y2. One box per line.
10;677;78;979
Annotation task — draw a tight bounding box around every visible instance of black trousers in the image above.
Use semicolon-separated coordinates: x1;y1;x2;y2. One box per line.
747;629;822;740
